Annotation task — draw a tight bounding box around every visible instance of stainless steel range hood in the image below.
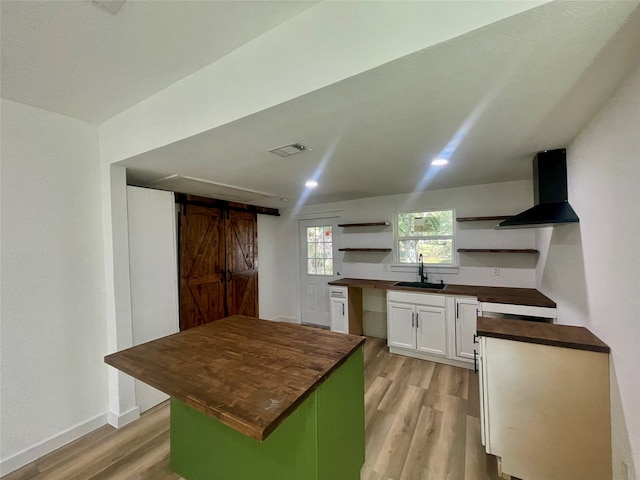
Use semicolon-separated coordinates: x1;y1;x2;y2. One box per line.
497;149;579;229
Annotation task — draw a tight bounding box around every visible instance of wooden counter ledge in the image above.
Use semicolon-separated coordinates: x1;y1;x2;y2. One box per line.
104;315;365;441
328;277;556;308
477;316;609;353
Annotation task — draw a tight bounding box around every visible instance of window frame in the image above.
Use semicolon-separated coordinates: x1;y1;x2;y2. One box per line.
305;225;334;276
395;208;456;266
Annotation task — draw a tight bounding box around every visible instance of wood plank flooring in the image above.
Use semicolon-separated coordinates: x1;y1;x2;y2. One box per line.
4;337;499;480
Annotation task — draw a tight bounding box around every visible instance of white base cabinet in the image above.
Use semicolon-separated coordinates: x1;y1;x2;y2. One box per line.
387;290;477;369
329;286;348;333
388;300;447;356
329;286;363;335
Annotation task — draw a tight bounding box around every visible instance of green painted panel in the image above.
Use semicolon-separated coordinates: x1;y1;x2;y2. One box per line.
170;347;365;480
171;394;318;480
317;347;365;480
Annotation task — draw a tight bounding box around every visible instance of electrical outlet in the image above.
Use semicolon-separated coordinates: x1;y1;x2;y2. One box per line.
382;264;390;272
623;461;634;480
493;267;500;276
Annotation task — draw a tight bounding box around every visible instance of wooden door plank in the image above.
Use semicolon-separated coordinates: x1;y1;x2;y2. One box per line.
179;205;226;330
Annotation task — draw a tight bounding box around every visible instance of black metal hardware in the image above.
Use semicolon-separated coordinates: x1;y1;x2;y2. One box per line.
221;269;226;283
456;303;459;318
416;313;419;328
411;312;414;328
473;333;478;344
473;349;478;373
342;303;345;316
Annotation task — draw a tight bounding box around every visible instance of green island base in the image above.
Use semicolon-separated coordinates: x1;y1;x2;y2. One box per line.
170;347;365;480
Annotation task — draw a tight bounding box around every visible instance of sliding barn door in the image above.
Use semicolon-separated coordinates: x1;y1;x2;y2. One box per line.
179;205;226;330
226;210;258;318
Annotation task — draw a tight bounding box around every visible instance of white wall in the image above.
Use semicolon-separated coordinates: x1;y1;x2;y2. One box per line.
536;63;640;479
259;180;537;322
0;100;108;474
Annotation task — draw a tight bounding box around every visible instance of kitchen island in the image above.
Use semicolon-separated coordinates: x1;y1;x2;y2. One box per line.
104;315;366;480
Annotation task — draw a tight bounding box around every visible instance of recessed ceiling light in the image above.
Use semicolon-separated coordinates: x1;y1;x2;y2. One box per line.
305;180;318;189
431;158;449;166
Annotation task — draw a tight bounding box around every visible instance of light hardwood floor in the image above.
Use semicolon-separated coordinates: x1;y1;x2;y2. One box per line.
4;337;499;480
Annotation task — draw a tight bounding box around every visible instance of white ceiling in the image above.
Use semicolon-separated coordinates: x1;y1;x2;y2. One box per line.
0;0;317;123
2;1;639;208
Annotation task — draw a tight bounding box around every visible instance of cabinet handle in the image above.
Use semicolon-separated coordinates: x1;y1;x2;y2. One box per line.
473;333;478;344
456;303;459;318
474;349;478;373
342;303;345;316
416;313;419;328
411;312;414;328
221;269;226;284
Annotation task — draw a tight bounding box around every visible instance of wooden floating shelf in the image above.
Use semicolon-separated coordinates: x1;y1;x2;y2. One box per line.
457;248;539;254
338;248;392;252
338;222;390;227
456;216;514;222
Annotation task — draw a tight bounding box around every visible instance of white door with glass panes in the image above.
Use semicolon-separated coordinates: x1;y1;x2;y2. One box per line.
299;219;340;327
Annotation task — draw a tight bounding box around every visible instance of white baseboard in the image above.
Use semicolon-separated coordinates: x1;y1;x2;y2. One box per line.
388;347;474;370
0;412;107;476
271;316;299;324
107;405;140;428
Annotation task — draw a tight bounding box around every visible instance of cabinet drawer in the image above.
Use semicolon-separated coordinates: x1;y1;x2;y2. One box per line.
387;290;446;307
329;286;348;298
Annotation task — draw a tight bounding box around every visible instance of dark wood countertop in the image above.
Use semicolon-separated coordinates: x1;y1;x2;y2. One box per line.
328;278;556;308
474;286;556;308
104;315;365;441
477;316;609;353
329;278;398;290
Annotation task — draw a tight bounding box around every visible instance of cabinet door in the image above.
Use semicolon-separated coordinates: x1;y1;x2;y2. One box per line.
455;298;477;361
330;298;347;333
387;303;416;350
415;306;447;356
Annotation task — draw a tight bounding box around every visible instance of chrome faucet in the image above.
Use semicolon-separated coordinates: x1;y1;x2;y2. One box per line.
418;254;427;283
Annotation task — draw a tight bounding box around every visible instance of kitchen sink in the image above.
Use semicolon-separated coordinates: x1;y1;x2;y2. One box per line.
394;281;446;290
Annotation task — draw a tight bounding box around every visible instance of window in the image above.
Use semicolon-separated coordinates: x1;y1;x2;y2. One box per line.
306;226;333;275
396;210;454;264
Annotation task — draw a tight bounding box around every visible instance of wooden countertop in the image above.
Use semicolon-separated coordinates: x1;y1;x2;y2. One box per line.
328;278;556;308
104;315;365;441
477;316;610;353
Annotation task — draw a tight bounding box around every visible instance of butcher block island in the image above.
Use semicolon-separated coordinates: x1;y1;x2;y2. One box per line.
104;315;366;480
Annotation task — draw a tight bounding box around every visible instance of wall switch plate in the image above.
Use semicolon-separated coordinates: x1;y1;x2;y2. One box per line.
493;267;500;276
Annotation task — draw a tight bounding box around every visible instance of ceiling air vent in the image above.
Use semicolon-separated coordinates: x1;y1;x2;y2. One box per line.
92;0;126;15
268;143;311;158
